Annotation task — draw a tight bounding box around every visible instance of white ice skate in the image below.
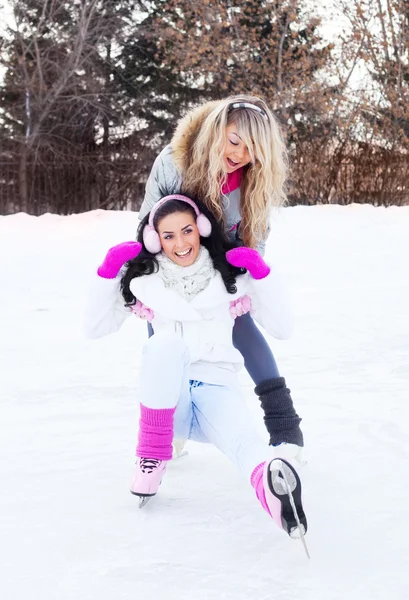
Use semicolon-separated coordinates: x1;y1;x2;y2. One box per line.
266;458;310;558
172;439;188;459
272;443;306;466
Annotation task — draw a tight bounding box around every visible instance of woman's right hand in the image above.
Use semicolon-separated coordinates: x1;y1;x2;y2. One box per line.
97;241;142;279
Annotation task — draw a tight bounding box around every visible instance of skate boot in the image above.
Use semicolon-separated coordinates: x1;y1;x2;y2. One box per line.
251;458;309;556
130;457;167;508
264;458;309;557
271;442;306;466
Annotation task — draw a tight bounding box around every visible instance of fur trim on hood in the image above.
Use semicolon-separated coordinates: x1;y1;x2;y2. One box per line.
171;101;222;173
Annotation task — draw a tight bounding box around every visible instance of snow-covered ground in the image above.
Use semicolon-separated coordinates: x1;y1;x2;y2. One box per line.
1;205;408;600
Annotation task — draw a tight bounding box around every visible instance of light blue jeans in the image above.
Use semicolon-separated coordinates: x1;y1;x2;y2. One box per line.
140;332;270;479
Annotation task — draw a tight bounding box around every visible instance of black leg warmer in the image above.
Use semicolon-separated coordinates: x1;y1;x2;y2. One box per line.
255;377;304;447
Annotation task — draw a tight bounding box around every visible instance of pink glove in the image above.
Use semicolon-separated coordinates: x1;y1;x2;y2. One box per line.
229;295;252;318
130;300;155;322
226;247;270;280
97;241;142;279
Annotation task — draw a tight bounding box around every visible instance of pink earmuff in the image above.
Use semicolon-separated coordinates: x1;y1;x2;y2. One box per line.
142;194;212;254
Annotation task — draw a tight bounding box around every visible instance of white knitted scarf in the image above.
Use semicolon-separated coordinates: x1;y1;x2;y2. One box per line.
156;246;215;302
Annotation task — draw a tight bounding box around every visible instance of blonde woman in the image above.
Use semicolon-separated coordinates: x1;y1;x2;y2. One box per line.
138;95;303;456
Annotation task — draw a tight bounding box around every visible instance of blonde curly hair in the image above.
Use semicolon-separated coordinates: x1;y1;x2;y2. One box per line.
180;95;288;248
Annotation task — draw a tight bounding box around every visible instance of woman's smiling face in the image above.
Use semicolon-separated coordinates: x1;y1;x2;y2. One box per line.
223;123;252;173
156;210;201;266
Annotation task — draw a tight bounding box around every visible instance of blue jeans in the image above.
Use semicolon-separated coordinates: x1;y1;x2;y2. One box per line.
147;312;279;385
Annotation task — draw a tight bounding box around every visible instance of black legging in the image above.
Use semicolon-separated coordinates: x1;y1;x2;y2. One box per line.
232;312;280;383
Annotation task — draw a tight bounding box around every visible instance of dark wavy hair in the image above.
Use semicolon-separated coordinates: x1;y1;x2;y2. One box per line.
120;198;245;305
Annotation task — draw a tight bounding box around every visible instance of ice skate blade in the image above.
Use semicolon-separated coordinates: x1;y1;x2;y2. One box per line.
130;490;155;508
139;496;152;509
132;495;152;509
294;525;310;559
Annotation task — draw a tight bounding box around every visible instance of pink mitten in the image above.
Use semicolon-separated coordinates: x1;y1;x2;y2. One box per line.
97;241;142;279
226;247;270;280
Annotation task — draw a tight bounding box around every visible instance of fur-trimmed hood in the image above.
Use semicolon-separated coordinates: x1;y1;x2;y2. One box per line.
171;101;222;173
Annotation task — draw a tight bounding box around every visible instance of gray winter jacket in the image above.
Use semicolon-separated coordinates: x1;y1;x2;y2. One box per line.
139;143;247;241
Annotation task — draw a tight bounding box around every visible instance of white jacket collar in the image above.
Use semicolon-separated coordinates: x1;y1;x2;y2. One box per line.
130;270;242;321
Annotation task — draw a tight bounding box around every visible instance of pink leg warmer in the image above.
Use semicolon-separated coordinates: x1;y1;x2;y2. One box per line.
136;404;176;461
250;461;271;517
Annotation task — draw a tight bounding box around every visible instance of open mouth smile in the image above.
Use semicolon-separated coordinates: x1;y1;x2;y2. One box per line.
174;248;192;258
227;158;240;168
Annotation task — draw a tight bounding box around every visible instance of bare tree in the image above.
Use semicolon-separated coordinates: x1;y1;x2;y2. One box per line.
336;0;409;204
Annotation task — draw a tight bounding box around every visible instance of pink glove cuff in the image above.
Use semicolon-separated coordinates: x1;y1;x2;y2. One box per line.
130;300;155;323
226;247;270;280
229;295;252;318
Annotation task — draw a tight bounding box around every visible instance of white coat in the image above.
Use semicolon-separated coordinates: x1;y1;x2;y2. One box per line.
84;262;293;385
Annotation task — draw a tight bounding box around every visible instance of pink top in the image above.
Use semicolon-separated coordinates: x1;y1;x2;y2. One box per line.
221;168;243;195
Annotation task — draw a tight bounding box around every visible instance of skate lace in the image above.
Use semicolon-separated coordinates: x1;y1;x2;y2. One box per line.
140;458;161;474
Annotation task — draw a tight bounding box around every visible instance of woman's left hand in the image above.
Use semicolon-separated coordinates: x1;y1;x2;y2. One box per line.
226;247;270;280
